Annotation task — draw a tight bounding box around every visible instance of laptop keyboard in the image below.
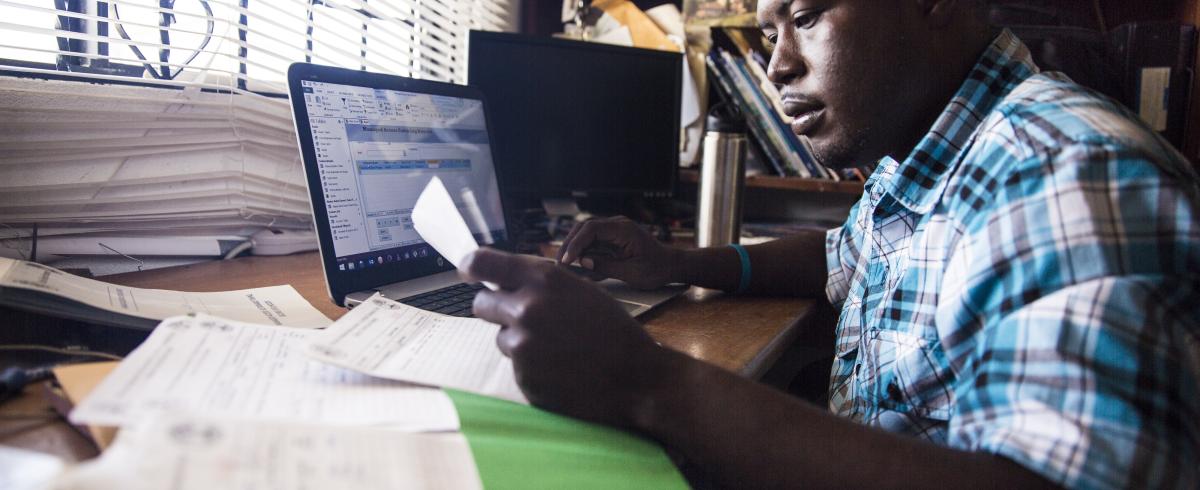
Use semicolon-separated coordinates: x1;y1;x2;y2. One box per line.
398;282;485;317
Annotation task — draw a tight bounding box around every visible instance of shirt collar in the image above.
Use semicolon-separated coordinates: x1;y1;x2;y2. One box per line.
876;29;1039;214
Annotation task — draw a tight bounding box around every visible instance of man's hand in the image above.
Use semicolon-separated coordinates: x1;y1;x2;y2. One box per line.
461;248;668;427
556;216;681;290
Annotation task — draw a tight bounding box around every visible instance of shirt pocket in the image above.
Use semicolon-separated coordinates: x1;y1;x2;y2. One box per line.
859;329;954;421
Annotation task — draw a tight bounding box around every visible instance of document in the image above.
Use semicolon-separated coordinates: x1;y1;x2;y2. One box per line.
0;257;331;328
0;445;64;490
307;294;527;404
411;176;497;290
70;314;459;431
54;418;482;490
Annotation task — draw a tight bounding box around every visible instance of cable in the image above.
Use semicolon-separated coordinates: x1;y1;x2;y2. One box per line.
0;345;123;361
1091;0;1107;33
0;366;54;404
223;240;254;260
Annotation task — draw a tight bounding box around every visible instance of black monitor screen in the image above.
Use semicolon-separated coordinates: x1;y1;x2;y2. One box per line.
468;31;682;198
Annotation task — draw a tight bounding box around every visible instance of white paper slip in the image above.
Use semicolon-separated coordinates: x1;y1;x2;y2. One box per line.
307;294;527;404
54;418;482;490
411;176;497;290
0;445;64;490
70;314;459;431
0;258;331;328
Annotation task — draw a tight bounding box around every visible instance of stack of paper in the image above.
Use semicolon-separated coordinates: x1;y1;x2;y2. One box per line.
0;76;312;274
58;295;689;488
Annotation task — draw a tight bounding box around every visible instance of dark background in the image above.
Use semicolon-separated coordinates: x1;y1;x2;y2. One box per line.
517;0;1200;164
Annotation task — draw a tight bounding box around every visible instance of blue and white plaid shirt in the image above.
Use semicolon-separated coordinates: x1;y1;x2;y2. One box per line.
824;30;1199;489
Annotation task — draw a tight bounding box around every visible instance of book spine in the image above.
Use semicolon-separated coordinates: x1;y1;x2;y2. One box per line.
722;52;814;178
706;54;795;177
721;31;830;180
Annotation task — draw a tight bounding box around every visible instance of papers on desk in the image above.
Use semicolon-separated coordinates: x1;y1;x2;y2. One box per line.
307;294;526;404
0;257;331;328
0;446;65;490
55;418;482;490
0;76;313;275
70;314;459;431
57;293;692;489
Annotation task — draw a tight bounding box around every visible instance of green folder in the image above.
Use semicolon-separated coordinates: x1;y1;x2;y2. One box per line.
446;390;690;489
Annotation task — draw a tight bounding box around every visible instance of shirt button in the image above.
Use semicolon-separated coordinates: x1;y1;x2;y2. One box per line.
887;382;903;401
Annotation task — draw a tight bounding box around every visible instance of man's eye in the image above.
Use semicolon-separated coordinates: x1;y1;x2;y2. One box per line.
764;34;778;48
793;10;823;29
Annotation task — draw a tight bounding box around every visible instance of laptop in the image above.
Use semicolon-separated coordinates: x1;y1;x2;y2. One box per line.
286;63;683;317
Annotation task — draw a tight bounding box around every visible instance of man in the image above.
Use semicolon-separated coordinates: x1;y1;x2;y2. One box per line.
459;0;1200;487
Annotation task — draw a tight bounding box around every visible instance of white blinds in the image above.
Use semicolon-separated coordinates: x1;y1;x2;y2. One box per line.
0;0;518;272
0;0;518;88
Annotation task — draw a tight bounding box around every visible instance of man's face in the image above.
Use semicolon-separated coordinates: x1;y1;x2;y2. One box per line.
757;0;927;168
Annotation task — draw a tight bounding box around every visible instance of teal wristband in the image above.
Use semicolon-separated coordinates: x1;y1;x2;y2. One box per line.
729;244;751;294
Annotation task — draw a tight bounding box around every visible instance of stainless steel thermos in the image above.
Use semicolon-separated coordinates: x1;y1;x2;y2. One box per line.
697;104;746;248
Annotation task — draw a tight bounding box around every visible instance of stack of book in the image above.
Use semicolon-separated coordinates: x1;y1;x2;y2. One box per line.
707;27;867;181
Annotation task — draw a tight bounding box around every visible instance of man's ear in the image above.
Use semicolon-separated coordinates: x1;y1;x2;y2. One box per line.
915;0;960;28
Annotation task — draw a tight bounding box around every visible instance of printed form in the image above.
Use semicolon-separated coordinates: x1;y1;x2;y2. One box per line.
0;257;331;328
307;294;527;404
55;417;481;490
70;314;459;431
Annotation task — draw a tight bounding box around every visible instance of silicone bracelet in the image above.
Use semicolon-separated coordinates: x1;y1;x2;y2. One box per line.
729;243;751;294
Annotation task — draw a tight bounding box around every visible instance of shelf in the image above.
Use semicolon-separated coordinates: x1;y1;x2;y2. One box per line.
679;169;865;195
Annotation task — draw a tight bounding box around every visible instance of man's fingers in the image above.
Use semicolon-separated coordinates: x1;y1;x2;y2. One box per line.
556;221;589;263
495;326;521;357
585;256;621;279
559;220;600;266
471;287;522;326
458;248;535;291
559;218;632;265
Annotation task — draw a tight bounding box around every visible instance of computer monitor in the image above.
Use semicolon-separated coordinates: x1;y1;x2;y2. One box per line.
467;31;682;204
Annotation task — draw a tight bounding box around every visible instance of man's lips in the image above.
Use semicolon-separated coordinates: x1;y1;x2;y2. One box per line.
789;109;824;136
782;97;824;136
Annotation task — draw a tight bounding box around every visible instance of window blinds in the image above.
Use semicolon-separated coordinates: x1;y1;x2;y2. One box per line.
0;0;518;274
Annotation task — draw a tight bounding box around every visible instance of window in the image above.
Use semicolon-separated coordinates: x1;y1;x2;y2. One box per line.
0;0;518;272
0;0;519;88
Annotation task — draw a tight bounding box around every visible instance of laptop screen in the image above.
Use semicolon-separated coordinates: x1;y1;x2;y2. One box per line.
299;80;507;272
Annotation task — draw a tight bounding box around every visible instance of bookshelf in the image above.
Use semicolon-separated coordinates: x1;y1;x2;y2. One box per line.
1100;0;1200;163
679;168;865;195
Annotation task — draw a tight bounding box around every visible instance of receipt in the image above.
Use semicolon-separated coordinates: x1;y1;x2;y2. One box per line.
411;176;497;290
307;294;526;404
0;257;330;328
55;418;482;490
70;314;459;431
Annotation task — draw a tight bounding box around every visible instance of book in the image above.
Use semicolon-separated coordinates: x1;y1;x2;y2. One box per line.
706;54;796;177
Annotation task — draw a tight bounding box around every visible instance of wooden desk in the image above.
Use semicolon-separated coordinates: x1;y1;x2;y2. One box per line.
1;251;815;461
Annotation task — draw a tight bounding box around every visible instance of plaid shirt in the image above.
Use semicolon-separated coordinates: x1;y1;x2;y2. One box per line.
824;30;1200;489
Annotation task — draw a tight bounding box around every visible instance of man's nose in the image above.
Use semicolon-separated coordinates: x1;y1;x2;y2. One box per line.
766;37;807;85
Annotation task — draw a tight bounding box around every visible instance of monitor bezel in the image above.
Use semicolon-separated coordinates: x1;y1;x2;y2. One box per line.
468;30;683;199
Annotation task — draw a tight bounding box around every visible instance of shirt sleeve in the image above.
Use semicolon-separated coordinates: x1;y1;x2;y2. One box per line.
825;198;865;308
940;141;1200;490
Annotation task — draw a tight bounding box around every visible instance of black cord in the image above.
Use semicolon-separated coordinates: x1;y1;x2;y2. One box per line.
30;223;37;263
1091;0;1107;33
0;366;54;405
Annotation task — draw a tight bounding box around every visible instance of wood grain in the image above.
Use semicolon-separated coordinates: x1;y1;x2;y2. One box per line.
103;252;813;376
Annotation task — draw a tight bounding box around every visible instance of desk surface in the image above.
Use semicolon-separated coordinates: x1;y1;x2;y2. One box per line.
2;251;813;462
